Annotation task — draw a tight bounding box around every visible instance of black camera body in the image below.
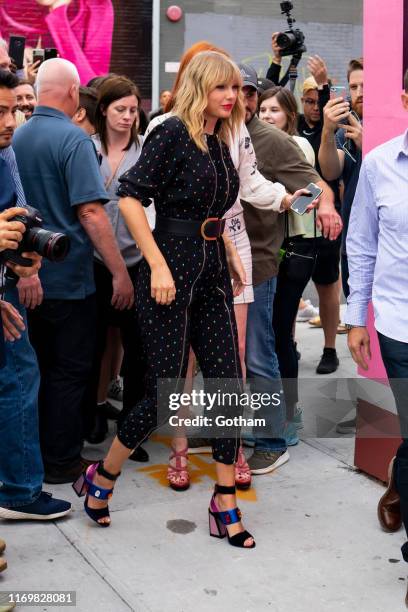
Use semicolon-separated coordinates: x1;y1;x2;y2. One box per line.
277;1;306;57
1;205;70;266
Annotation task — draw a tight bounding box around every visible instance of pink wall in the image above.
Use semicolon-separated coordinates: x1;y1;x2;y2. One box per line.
359;0;407;379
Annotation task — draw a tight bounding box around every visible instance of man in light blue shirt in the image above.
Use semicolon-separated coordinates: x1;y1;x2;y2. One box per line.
345;71;408;602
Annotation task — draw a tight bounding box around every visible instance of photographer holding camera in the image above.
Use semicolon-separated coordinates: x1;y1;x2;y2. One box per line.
0;153;71;521
266;2;306;90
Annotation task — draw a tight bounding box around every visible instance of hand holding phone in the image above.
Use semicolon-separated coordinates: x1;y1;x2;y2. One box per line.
290;183;323;215
9;36;26;70
32;49;45;66
330;85;347;100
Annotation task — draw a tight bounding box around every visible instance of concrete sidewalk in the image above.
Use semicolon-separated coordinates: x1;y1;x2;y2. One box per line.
1;307;406;612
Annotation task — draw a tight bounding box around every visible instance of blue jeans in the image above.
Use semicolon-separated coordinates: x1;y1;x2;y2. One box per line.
245;277;286;452
0;288;43;507
378;332;408;562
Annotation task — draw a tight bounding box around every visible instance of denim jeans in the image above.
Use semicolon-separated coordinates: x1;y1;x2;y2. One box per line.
245;277;286;452
0;287;43;507
378;332;408;562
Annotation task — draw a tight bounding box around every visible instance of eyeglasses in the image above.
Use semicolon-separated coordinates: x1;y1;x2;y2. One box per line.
303;98;319;107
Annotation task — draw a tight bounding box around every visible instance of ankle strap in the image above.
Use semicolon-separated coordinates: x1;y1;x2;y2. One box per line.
215;484;236;495
97;461;120;481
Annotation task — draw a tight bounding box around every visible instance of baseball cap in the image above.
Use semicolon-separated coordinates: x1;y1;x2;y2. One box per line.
257;77;275;94
238;64;258;90
302;76;318;95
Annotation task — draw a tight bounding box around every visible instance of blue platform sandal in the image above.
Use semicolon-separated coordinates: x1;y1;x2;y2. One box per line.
72;461;120;527
208;484;255;548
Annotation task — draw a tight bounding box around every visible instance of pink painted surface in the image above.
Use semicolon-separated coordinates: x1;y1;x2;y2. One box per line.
359;0;406;379
0;0;113;84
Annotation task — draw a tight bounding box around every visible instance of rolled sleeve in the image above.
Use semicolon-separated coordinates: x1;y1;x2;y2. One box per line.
345;160;379;326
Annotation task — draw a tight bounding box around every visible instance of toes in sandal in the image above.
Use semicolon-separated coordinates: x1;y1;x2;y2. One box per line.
72;461;120;527
235;445;252;490
208;484;255;548
167;445;190;491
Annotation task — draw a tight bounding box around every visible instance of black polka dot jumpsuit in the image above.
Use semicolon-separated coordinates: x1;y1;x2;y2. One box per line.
116;116;242;465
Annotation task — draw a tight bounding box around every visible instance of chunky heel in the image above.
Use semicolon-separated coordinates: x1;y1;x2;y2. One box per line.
208;510;227;538
208;484;255;548
72;461;120;528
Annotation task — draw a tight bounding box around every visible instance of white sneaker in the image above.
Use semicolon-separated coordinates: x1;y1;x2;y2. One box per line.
296;300;319;322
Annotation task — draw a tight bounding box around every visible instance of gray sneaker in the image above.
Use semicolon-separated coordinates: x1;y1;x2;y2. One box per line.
247;450;290;475
187;438;212;454
335;416;356;435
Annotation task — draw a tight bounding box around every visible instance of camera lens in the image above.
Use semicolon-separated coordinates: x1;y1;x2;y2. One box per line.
26;227;70;262
276;32;296;49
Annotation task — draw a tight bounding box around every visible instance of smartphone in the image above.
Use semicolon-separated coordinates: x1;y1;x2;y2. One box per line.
32;49;44;66
9;35;26;69
44;48;58;62
291;183;323;216
330;85;347;100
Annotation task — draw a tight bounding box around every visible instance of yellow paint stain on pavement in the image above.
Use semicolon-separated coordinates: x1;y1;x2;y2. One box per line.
135;436;257;502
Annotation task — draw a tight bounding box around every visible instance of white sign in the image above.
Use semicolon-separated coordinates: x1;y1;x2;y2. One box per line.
165;62;180;73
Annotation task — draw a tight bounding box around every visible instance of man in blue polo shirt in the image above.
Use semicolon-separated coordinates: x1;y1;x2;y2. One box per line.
13;58;134;484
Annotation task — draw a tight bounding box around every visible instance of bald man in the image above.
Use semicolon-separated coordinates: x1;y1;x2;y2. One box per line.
13;58;134;484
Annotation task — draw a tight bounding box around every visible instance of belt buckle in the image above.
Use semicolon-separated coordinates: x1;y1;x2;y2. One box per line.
201;217;220;241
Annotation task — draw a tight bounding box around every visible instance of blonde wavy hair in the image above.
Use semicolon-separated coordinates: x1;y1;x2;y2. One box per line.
172;51;244;152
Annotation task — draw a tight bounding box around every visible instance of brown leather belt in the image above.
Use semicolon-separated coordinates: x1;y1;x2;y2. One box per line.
155;216;226;241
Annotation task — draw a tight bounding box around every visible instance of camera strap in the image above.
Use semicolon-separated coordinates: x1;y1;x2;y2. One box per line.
288;51;303;92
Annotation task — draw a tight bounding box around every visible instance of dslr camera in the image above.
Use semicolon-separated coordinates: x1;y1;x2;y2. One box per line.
276;1;306;57
0;205;70;267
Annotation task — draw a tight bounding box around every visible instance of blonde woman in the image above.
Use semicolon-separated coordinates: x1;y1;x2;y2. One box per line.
146;41;292;492
73;51;256;548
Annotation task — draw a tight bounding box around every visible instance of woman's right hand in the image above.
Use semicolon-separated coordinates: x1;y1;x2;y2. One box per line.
150;263;176;306
271;32;282;63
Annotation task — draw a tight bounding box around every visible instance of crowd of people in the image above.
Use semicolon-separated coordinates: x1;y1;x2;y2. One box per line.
1;27;408;604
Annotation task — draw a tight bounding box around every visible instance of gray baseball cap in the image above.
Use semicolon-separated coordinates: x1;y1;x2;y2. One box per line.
238;63;258;90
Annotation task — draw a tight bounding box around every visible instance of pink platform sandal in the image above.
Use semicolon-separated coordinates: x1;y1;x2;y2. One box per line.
235;445;252;490
167;446;190;491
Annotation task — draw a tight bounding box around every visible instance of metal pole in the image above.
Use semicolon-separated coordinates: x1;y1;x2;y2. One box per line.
151;0;160;110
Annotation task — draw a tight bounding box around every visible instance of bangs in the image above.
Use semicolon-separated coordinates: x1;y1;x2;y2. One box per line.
204;58;243;91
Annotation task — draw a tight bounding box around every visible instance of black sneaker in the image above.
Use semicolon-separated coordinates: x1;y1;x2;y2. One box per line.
187;438;212;454
0;492;71;520
316;348;339;374
99;401;122;420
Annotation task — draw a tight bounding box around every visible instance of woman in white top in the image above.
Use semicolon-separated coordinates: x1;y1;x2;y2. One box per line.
147;42;303;492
